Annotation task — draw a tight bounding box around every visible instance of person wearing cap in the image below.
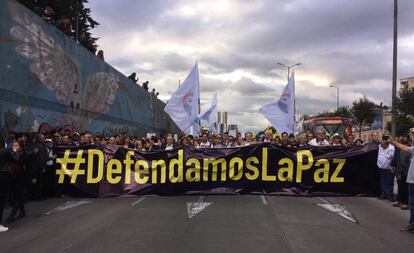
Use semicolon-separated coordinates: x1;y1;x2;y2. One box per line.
331;133;342;146
389;128;414;232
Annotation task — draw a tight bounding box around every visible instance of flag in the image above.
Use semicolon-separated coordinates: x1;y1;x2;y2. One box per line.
295;114;304;135
164;63;200;133
197;93;217;134
259;72;295;134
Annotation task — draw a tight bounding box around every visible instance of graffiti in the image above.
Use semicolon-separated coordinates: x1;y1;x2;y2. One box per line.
0;0;178;136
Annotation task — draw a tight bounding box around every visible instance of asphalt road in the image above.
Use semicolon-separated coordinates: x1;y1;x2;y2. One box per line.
0;195;413;253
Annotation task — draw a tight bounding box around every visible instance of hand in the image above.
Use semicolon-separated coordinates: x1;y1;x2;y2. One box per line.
32;178;37;184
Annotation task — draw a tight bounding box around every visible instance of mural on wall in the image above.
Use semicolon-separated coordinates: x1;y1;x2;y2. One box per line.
0;0;179;136
7;0;119;130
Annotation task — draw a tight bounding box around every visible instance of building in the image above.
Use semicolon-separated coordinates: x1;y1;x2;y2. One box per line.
400;77;414;90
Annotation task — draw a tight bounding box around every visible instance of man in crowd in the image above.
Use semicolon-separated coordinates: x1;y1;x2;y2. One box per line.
390;128;414;232
222;132;229;146
244;132;253;146
263;131;272;143
369;131;381;144
308;130;330;146
165;136;175;150
393;136;411;210
298;134;308;147
198;132;211;148
377;135;395;201
280;132;289;146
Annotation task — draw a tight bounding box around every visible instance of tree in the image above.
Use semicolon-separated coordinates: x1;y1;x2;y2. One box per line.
397;88;414;118
351;97;376;137
314;106;352;118
386;113;414;137
18;0;99;53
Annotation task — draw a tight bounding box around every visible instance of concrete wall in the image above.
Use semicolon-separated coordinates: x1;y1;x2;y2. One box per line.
0;0;178;136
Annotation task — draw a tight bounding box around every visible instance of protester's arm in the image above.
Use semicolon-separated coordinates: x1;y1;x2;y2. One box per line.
390;139;411;153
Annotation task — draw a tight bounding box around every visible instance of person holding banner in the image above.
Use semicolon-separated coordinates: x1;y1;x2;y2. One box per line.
198;133;212;148
308;130;330;146
389;129;414;233
244;132;253;146
377;136;395;201
165;136;176;151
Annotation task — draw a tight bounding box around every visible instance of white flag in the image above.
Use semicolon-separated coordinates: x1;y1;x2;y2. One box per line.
164;63;200;132
259;72;295;134
197;93;217;134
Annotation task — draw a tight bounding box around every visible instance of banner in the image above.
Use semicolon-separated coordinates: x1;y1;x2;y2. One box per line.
53;143;380;197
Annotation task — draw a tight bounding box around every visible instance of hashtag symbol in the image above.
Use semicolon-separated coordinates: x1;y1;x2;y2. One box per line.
56;150;85;184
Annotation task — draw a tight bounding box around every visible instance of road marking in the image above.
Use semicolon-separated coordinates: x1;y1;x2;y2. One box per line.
131;197;147;206
45;200;92;215
316;197;358;223
260;195;269;206
186;195;212;219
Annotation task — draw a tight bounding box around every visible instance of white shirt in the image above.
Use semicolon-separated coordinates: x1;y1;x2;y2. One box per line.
46;147;54;166
165;144;174;151
377;144;395;169
198;141;211;148
406;147;414;184
308;138;330;146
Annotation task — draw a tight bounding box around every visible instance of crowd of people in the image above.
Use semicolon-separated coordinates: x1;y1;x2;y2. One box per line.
0;127;413;233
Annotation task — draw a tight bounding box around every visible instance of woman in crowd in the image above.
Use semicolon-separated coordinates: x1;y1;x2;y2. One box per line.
6;140;35;223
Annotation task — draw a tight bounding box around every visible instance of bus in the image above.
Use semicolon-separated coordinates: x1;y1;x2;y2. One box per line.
303;117;352;138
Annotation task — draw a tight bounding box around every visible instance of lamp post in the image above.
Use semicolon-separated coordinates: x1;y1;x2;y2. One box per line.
329;85;339;111
391;0;398;137
277;62;302;81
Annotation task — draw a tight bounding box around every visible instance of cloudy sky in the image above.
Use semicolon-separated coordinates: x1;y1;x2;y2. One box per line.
87;0;414;130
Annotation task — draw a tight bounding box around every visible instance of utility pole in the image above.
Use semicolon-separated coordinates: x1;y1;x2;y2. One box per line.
330;85;339;111
391;0;398;137
277;62;301;81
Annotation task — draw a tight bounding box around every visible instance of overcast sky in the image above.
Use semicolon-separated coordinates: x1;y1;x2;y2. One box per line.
87;0;414;130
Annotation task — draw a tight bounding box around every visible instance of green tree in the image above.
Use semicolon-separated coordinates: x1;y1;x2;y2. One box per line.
314;106;352;118
386;113;414;137
351;97;376;137
397;88;414;118
18;0;99;53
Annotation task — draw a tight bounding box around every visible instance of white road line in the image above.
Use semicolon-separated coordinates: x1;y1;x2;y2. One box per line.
45;200;92;215
260;195;269;206
131;197;147;206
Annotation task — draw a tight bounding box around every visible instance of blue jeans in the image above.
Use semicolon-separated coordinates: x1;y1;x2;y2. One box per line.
379;169;394;198
409;183;414;228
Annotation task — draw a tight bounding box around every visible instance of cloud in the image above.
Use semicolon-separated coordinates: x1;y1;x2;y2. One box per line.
86;0;414;130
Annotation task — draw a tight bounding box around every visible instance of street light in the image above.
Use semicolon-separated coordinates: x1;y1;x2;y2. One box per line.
277;62;302;81
329;84;339;111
